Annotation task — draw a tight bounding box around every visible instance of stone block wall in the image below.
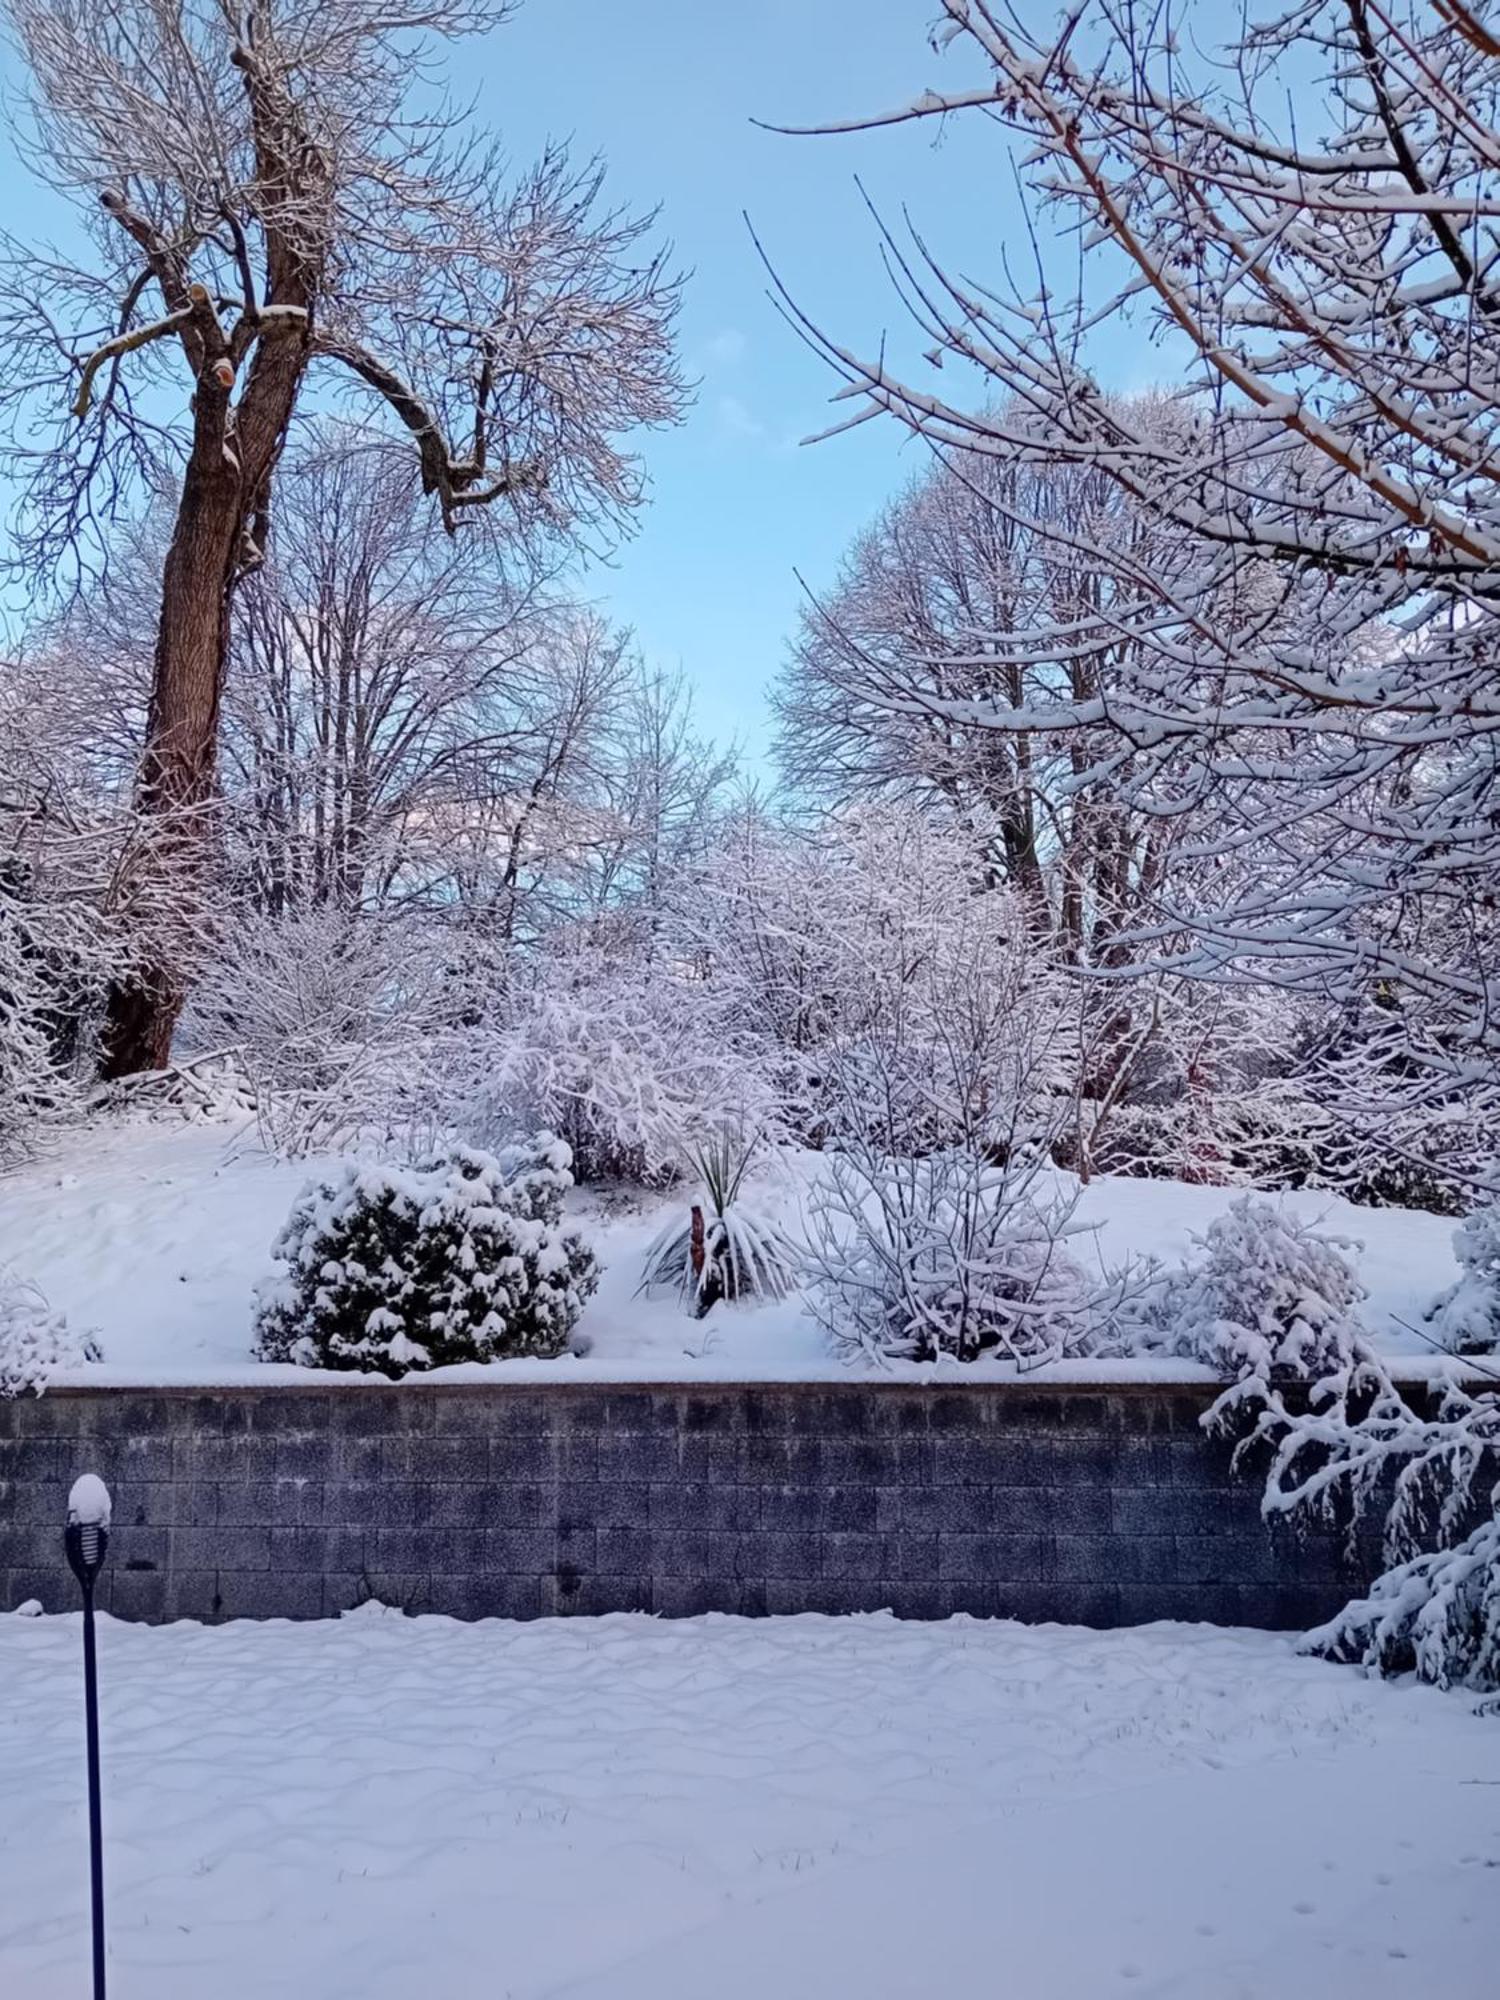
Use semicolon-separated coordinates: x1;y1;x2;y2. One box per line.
0;1381;1387;1627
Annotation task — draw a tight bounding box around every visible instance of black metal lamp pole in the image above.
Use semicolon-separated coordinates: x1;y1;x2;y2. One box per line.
65;1477;111;2000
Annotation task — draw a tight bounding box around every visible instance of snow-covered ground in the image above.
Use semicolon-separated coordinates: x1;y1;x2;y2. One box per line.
0;1116;1466;1383
1;1605;1495;1998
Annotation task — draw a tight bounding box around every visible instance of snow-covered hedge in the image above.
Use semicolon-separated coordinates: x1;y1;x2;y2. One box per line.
1423;1208;1500;1356
0;1267;100;1396
1148;1196;1367;1402
253;1135;598;1376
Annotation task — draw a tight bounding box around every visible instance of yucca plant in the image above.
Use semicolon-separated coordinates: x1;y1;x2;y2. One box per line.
640;1133;802;1318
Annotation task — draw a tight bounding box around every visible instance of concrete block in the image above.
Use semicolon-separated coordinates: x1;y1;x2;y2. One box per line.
597;1432;678;1484
937;1533;1046;1582
269;1527;366;1574
273;1435;333;1482
650;1529;738;1577
224;1572;324;1620
332;1436;385;1484
820;1533;886;1581
649;1481;757;1532
489;1481;559;1527
652;1577;747;1617
415;1483;490;1530
596;1527;652;1574
736;1531;820;1581
485;1527;556;1575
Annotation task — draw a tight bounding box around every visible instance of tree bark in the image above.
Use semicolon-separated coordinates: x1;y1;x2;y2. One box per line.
98;444;242;1076
96;308;313;1076
95;40;326;1076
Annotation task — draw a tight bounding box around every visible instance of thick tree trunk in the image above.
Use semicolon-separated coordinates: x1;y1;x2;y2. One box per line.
98;455;242;1078
92;38;328;1079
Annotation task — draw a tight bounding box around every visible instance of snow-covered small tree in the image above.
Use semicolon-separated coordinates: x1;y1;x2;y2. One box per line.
0;1266;100;1396
0;870;70;1163
686;807;1071;1151
253;1135;597;1376
179;902;454;1155
1149;1200;1500;1691
0;718;126;1158
1424;1209;1500;1358
1152;1198;1369;1412
792;837;1104;1362
452;918;783;1184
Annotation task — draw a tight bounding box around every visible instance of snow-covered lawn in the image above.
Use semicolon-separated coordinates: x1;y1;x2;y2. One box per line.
1;1606;1495;1998
0;1117;1465;1383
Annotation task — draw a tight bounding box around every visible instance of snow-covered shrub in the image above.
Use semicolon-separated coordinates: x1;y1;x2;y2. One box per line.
253;1135;598;1375
181;905;452;1154
0;1267;101;1396
793;841;1102;1363
1303;1512;1500;1693
0;879;64;1164
639;1134;802;1317
454;925;783;1185
808;1147;1099;1364
1159;1199;1500;1693
1294;1003;1486;1217
1423;1208;1500;1356
679;807;1065;1152
0;856;114;1163
1151;1197;1368;1401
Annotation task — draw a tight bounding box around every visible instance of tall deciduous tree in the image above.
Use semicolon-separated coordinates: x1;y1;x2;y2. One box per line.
0;0;685;1074
777;0;1500;1192
775;420;1183;957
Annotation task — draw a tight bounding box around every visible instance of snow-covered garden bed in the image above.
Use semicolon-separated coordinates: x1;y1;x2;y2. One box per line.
0;1117;1468;1386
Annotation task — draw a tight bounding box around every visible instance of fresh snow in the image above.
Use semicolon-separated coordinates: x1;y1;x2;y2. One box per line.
1;1606;1496;1998
65;1473;111;1529
0;1116;1467;1383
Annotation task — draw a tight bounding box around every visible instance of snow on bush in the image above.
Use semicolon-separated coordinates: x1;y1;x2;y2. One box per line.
1151;1197;1368;1404
808;1146;1098;1364
453;924;782;1185
253;1134;598;1376
679;808;1069;1153
639;1135;802;1317
0;857;113;1164
181;905;453;1156
1423;1208;1500;1356
789;833;1109;1364
0;1266;101;1396
1304;1512;1500;1693
1150;1199;1500;1692
0;882;64;1164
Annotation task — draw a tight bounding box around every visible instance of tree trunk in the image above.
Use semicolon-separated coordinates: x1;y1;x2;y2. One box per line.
98;454;242;1078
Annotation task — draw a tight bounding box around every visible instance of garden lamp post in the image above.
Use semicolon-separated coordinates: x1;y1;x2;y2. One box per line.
65;1473;112;2000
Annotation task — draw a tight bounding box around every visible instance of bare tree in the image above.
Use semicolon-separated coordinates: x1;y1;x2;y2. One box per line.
772;0;1500;1189
776;418;1184;955
0;0;686;1073
222;429;545;914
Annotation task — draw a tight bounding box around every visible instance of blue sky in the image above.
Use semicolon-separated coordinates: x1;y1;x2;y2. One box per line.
0;2;1166;763
485;0;1054;761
